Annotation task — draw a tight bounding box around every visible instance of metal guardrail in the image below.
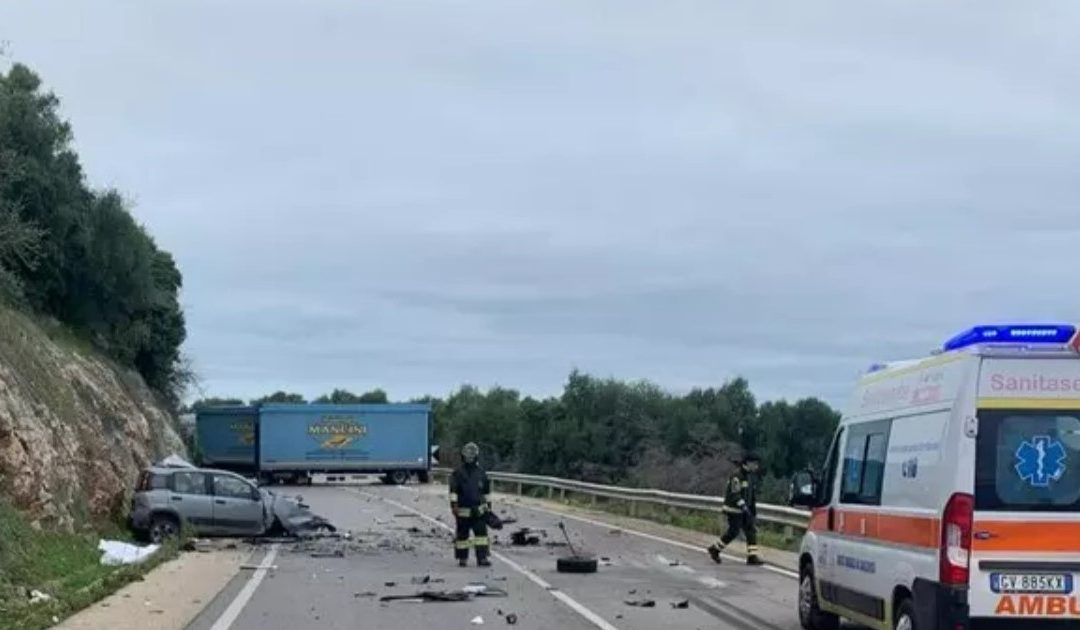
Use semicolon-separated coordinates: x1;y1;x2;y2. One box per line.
431;467;811;532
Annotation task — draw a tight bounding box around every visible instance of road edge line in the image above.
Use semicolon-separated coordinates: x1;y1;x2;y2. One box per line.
207;544;279;630
359;491;622;630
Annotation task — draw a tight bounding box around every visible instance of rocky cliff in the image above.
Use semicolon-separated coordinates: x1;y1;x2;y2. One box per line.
0;305;186;531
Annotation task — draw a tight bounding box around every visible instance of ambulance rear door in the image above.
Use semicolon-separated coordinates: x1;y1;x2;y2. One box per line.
970;357;1080;623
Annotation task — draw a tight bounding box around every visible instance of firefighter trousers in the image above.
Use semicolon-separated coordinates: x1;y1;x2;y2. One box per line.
717;513;758;556
454;515;489;561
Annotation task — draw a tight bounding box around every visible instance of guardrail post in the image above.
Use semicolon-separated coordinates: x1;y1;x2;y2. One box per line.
546;485;554;499
559;487;566;501
516;482;523;496
628;500;638;517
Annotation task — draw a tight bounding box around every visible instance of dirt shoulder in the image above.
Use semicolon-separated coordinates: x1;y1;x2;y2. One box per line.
57;544;249;630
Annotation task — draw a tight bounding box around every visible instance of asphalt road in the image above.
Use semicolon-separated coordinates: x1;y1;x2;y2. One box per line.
187;482;810;630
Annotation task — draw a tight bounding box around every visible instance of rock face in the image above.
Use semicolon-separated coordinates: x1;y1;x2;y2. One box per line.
0;306;186;530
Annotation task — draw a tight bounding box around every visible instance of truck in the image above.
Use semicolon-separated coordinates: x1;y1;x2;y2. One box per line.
256;403;432;485
194;406;259;473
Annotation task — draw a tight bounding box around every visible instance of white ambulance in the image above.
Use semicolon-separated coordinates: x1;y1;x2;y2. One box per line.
791;324;1080;630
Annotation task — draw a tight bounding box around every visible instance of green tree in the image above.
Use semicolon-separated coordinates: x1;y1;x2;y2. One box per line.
0;63;188;404
357;388;388;403
251;391;306;405
0;203;43;299
189;397;245;411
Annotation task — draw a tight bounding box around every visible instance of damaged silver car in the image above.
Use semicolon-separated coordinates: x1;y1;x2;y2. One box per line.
130;464;334;543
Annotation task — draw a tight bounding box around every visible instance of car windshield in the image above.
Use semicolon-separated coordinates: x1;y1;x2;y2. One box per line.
976;410;1080;512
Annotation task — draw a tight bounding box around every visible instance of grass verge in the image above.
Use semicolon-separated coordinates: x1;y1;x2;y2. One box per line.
0;501;180;630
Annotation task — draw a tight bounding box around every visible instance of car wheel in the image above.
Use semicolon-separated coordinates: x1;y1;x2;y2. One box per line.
389;470;409;485
556;555;598;574
799;564;840;630
149;514;179;545
894;598;915;630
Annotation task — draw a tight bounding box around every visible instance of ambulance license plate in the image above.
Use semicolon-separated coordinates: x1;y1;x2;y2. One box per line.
991;573;1073;594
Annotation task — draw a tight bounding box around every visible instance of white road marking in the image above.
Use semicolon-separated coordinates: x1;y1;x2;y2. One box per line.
507;498;801;580
360;491;622;630
656;554;695;574
208;544;279;630
696;576;728;589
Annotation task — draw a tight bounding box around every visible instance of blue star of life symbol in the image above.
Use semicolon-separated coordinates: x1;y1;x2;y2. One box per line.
1015;435;1067;488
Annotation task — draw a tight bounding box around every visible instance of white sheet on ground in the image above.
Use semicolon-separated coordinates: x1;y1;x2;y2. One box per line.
98;539;160;566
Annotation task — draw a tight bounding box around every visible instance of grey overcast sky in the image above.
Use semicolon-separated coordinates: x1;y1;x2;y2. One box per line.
2;1;1078;405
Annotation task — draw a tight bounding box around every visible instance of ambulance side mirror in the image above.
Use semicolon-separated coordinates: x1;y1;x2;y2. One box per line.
789;470;818;508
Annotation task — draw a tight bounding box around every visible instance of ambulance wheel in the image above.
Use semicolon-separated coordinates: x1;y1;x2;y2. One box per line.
556;555;598;574
799;564;839;630
894;598;915;630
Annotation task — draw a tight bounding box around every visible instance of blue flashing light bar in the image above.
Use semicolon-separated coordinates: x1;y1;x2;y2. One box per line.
942;324;1077;352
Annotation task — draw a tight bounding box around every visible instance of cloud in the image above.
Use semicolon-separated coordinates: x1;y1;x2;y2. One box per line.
3;0;1078;405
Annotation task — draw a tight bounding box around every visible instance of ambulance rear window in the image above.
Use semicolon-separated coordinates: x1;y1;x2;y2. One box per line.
975;411;1080;512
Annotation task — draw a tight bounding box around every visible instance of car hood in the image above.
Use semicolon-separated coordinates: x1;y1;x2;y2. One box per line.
263;490;336;535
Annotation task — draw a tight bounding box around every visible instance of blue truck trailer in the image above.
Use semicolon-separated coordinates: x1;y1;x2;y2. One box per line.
256;403;432;485
195;406;259;473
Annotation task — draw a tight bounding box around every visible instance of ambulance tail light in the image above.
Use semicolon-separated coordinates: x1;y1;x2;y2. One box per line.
940;493;974;586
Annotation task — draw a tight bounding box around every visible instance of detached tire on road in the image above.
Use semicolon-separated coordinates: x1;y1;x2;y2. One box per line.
556;555;598;574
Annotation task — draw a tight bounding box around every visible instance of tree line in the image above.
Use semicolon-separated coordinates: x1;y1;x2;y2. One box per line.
0;63;187;404
195;372;840;501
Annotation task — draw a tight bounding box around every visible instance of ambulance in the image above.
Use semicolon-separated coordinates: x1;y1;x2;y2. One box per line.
791;324;1080;630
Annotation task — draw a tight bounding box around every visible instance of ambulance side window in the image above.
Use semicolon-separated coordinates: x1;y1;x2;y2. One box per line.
840;420;892;506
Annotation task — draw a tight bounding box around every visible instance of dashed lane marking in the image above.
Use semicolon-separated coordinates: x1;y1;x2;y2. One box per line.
357;490;622;630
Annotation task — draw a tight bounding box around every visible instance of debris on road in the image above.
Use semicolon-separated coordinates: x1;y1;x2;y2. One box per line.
554;522;598;574
510;528;542;546
384;582;397;587
99;540;160;566
671;600;690;609
624;599;656;608
354;592;378;598
379;591;472;603
463;583;508;597
505;613;518;625
470;616;484;625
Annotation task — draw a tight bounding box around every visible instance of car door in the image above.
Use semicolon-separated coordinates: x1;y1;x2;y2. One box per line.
169;471;216;534
212;473;266;535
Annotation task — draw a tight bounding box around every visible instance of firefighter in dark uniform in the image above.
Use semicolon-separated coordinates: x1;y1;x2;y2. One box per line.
707;453;764;566
449;442;492;567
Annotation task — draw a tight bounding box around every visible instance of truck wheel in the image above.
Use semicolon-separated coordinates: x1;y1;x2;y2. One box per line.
389;470;409;485
149;514;180;545
799;564;839;630
418;471;431;484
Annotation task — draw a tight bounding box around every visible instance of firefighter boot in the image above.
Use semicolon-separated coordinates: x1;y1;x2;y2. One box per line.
707;544;722;564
